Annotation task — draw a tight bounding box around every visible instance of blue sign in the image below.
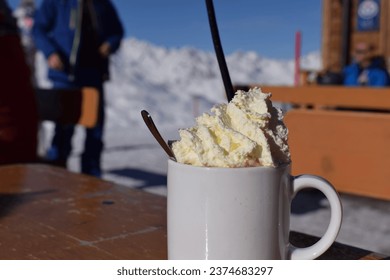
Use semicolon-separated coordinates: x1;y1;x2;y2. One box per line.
357;0;380;31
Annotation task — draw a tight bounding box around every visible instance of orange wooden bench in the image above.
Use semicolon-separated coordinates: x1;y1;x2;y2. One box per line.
252;85;390;200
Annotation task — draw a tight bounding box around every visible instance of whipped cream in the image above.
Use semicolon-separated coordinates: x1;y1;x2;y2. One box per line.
172;87;290;167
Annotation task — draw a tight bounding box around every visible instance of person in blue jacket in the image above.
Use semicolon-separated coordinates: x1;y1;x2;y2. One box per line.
33;0;124;177
344;42;390;87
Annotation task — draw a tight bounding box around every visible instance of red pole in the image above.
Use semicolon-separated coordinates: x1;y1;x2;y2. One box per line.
294;31;301;86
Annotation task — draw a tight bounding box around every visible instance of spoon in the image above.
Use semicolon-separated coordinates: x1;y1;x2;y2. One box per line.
141;110;176;160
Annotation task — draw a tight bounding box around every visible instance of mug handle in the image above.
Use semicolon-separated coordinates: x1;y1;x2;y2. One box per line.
288;175;343;260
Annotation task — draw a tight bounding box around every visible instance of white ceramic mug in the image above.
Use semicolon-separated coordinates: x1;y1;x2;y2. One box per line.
167;160;342;260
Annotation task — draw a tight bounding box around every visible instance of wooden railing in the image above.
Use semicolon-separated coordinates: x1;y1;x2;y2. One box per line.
254;85;390;110
249;85;390;200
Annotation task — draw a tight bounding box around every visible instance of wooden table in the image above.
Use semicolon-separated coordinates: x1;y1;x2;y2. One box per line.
0;164;387;260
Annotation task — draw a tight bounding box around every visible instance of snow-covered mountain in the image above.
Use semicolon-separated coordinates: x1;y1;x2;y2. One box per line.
36;37;321;129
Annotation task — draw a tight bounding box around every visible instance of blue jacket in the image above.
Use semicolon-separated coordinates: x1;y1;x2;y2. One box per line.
343;59;390;87
33;0;124;86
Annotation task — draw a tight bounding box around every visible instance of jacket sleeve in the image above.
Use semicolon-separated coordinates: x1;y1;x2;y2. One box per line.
32;0;58;58
104;0;124;54
343;65;359;86
370;69;390;87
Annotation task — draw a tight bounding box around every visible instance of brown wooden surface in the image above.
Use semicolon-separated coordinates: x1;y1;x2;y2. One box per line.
379;0;390;58
321;0;343;72
0;164;166;260
0;164;387;260
285;109;390;200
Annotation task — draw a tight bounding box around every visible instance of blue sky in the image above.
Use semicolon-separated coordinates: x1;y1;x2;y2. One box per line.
7;0;322;59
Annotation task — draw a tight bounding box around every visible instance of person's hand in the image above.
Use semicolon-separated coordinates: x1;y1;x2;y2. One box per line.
48;53;64;70
99;42;111;58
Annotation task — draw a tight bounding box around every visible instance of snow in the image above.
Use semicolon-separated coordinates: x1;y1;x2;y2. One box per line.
99;38;320;129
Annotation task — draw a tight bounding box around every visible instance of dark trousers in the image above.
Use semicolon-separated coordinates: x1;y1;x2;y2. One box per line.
48;81;104;177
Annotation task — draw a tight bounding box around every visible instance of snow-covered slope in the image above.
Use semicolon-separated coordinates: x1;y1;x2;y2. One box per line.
36;37;321;129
